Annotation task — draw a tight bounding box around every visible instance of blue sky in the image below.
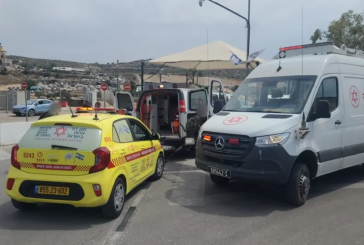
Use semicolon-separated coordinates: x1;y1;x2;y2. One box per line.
0;0;363;63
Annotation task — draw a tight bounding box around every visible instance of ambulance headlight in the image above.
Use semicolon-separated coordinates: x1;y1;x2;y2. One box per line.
255;133;290;147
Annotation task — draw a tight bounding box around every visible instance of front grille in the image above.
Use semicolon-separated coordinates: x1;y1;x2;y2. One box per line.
19;181;85;201
201;131;255;159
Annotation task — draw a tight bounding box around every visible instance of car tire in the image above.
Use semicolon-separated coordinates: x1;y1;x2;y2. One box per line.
102;178;126;219
149;153;164;181
285;162;311;207
28;109;35;117
210;174;230;186
11;199;37;211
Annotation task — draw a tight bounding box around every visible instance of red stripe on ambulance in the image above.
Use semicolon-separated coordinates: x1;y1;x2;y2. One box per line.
124;147;155;162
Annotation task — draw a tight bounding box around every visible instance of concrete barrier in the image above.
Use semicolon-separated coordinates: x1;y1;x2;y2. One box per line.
0;122;33;146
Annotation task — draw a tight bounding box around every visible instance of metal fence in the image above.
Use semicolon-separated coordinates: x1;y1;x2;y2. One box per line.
0;91;30;113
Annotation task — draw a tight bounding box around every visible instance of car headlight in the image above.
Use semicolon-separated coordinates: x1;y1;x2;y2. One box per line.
255;133;290;147
21;107;26;110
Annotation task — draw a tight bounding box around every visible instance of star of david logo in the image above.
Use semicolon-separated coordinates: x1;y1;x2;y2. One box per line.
223;116;248;125
54;126;67;137
350;86;360;108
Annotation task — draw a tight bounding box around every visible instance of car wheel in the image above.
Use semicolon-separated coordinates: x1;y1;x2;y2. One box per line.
11;199;37;211
210;174;230;186
149;153;164;181
285;162;310;207
102;178;126;219
28;109;35;117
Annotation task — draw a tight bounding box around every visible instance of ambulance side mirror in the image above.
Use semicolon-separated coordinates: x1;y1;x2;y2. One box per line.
213;100;224;114
314;100;331;119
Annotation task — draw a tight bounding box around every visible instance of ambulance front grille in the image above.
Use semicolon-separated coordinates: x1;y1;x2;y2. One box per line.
201;132;255;158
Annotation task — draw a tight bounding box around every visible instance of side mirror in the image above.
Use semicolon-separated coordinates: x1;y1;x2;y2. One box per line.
153;133;160;140
315;100;331;119
213;100;224;114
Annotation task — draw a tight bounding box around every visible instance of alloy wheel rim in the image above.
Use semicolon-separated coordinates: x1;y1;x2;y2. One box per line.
114;183;124;211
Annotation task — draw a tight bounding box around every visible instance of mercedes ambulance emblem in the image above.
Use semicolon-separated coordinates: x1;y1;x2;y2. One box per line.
215;136;225;150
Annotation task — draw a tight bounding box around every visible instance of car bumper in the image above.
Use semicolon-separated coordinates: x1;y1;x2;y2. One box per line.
5;167;114;207
195;140;296;185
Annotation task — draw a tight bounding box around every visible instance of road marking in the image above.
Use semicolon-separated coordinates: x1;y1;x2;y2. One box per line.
0;148;10;162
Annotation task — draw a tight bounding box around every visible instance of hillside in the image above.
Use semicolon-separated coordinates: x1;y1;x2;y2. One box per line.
6;55;251;81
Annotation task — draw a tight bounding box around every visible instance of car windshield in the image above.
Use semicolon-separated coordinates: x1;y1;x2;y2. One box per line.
223;75;317;114
21;99;38;105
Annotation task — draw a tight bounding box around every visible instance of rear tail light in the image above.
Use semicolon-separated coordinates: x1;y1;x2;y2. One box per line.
90;147;111;174
179;100;186;113
11;144;20;170
7;178;15;190
93;184;102;196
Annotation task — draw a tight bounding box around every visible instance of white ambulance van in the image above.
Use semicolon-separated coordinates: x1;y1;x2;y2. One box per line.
195;42;364;206
115;80;229;151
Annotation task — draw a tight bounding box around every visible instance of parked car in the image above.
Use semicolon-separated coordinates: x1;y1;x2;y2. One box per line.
12;99;53;117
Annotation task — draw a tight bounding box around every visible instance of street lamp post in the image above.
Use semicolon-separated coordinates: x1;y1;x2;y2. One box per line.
199;0;251;77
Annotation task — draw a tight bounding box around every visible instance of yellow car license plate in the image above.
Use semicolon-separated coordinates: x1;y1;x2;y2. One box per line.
35;186;70;196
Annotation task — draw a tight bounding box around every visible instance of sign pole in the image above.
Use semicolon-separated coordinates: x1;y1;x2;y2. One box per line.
25;89;28;122
104;91;106;108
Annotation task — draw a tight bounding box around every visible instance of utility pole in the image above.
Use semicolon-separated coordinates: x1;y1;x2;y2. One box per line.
141;61;145;92
245;0;251;77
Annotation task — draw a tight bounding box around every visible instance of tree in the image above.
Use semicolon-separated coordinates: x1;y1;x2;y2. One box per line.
311;10;364;49
0;68;8;75
25;79;37;90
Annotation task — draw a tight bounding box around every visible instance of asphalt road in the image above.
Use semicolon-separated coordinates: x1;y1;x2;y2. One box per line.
2;147;364;245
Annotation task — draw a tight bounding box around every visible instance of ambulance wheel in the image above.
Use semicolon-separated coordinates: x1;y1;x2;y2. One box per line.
150;153;164;181
102;178;125;219
210;174;230;186
11;199;37;211
285;162;310;207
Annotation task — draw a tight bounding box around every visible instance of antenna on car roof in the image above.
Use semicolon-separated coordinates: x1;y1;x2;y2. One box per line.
93;103;99;120
68;105;78;118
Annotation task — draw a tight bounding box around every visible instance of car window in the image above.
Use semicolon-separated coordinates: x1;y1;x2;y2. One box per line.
314;77;338;112
38;100;43;105
128;119;150;141
113;120;133;143
19;125;102;151
189;90;207;110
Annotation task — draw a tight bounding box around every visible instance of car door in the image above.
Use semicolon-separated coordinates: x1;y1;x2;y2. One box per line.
37;100;48;113
207;78;227;118
341;75;364;169
112;119;141;189
308;76;343;176
128;119;155;180
114;92;135;116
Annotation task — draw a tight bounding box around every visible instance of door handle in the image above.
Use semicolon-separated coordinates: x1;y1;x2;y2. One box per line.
335;120;342;125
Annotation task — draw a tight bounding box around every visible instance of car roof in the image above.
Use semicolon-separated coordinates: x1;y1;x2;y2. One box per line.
31;113;137;129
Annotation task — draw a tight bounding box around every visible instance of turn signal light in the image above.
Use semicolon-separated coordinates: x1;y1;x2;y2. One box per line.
229;139;239;145
93;184;102;196
203;135;211;141
7;178;15;190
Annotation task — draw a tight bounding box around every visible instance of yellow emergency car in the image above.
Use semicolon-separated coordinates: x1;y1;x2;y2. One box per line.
5;113;164;218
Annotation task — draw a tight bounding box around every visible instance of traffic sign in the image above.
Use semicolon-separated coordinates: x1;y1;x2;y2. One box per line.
123;83;131;91
21;82;27;90
101;83;108;91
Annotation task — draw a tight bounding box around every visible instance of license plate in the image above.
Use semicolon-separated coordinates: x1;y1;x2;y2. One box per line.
35;186;70;196
209;167;231;178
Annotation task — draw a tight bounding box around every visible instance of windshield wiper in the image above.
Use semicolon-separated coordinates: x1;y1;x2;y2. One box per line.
51;145;78;150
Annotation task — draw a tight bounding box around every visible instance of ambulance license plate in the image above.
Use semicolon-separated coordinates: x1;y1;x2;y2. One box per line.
35;186;70;196
209;167;231;178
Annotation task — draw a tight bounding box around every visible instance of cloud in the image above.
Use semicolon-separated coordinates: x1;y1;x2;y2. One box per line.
0;0;363;63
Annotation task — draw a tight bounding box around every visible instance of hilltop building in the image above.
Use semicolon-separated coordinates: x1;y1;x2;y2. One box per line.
0;43;12;67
